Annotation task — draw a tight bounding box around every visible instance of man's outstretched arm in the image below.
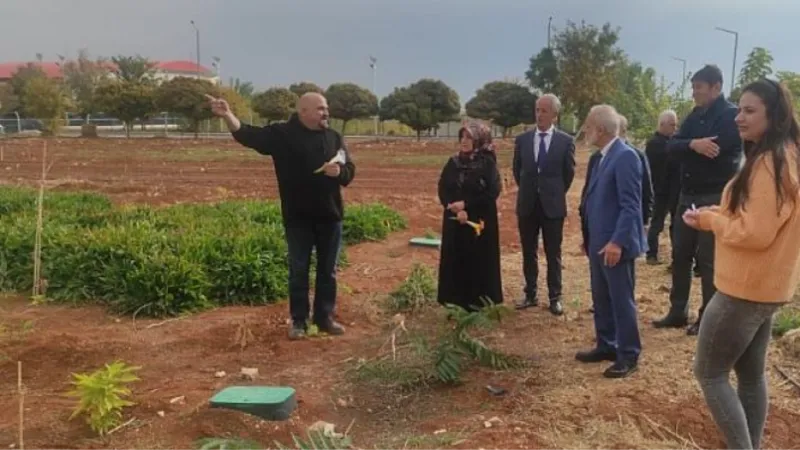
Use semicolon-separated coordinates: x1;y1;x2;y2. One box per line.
206;94;278;155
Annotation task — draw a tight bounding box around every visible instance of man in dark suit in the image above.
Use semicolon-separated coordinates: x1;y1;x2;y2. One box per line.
578;104;646;378
644;110;680;265
513;93;576;316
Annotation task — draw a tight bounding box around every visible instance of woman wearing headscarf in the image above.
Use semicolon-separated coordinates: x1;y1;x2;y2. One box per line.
436;121;503;311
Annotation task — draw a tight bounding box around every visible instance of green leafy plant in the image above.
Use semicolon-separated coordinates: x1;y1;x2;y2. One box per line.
196;428;352;450
356;298;521;387
388;263;437;313
66;360;140;436
0;187;406;318
773;306;800;337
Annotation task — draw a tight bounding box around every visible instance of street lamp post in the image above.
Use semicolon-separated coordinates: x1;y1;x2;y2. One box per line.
212;56;221;86
547;16;553;48
671;56;687;98
369;56;378;137
715;26;739;97
190;20;201;78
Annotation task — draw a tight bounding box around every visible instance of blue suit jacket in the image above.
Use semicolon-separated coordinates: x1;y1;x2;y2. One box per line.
584;138;648;260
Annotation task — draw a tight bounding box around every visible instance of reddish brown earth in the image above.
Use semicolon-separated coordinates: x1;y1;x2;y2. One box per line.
0;137;798;449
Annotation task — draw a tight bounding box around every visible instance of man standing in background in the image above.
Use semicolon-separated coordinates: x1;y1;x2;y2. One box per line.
652;65;742;335
513;93;576;316
645;110;680;265
619;115;654;227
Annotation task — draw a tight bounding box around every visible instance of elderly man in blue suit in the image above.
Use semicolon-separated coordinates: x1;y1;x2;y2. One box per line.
578;104;647;378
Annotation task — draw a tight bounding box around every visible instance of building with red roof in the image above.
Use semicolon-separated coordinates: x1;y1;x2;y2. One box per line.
0;59;218;84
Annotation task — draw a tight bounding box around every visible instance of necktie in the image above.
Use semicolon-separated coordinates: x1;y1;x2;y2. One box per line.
537;132;548;171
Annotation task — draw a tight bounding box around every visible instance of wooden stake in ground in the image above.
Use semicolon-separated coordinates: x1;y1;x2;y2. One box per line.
18;361;24;450
32;141;46;298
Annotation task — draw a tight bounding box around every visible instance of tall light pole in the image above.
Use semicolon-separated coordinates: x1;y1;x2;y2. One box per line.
212;56;221;86
715;26;739;97
190;20;200;78
671;56;687;98
369;56;378;137
547;16;553;48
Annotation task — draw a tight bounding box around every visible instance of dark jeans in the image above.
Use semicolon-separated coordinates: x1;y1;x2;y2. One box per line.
668;192;721;320
694;292;781;449
518;198;564;301
646;190;679;259
284;220;343;326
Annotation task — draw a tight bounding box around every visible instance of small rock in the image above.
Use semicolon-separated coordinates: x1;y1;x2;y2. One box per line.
240;367;259;380
169;395;185;404
433;429;447;435
514;427;522;432
157;411;165;418
309;421;342;438
483;421;493;428
214;371;226;378
336;398;349;407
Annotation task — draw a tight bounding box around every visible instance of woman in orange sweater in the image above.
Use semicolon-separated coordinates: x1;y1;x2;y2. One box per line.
683;78;800;449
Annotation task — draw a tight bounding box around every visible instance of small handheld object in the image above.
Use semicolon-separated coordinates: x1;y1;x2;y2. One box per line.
314;149;347;174
450;217;485;236
690;203;698;212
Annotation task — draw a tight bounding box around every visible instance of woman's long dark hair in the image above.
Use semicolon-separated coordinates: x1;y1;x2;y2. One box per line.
727;79;800;214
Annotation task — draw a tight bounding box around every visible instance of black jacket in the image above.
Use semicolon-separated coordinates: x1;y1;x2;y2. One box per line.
668;95;742;196
231;114;355;224
645;131;681;197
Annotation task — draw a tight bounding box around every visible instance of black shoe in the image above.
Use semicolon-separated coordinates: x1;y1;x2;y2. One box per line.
515;297;538;310
603;360;638;378
288;323;307;340
693;265;701;278
315;318;345;336
686;320;700;336
653;315;688;329
548;298;564;316
575;348;617;363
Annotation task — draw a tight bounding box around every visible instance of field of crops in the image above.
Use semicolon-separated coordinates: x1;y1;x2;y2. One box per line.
0;137;799;449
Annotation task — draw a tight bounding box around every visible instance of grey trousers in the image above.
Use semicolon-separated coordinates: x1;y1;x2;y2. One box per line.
693;291;782;449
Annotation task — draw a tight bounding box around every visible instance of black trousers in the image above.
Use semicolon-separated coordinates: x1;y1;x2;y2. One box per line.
518;198;564;301
646;189;679;259
668;193;721;320
284;219;343;326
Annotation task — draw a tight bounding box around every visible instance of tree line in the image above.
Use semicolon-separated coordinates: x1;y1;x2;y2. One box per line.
1;21;799;140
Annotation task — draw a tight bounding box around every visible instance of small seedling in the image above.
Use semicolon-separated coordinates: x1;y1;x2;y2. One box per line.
67;360;140;436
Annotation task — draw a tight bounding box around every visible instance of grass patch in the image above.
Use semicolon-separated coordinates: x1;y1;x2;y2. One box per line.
773;305;800;337
387;263;437;313
0;186;406;318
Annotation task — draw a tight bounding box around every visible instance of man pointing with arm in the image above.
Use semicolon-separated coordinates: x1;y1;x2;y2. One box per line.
206;92;356;340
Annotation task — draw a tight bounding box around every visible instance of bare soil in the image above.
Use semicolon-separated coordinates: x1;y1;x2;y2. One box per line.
0;137;798;449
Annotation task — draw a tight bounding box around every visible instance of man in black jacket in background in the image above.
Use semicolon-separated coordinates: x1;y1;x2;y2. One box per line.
645;110;680;265
652;65;742;335
207;92;356;340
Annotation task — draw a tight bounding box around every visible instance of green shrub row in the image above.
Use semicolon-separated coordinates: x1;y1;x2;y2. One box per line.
0;187;406;317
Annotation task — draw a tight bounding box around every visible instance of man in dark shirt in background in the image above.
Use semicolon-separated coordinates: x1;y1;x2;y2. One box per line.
206;92;356;340
652;65;742;335
644;110;680;265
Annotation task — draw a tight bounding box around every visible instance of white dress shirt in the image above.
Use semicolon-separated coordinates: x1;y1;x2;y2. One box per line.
598;137;618;167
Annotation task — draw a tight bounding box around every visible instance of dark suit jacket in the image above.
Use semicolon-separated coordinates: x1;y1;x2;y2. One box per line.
584;138;647;259
513;128;576;218
579;141;653;251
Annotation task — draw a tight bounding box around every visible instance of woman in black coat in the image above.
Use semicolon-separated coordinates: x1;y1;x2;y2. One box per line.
436;121;503;311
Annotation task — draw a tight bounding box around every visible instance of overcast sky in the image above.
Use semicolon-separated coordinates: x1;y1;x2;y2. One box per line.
1;0;797;102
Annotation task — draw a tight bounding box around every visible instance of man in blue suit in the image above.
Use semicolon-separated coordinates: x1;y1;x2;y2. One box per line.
578;104;647;378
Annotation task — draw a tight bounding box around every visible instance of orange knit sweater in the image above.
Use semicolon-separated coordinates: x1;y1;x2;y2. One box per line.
696;144;800;303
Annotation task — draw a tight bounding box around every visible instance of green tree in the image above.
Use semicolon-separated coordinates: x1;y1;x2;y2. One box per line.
228;78;255;101
604;60;674;141
731;47;775;102
525;47;560;95
21;76;71;135
380;79;460;140
9;63;48;116
94;80;156;138
550;21;625;120
61;49;112;121
777;71;800;112
289;81;324;97
155;77;219;138
111;55;156;83
465;81;536;136
251;87;298;124
325;82;378;134
0;84;19;115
